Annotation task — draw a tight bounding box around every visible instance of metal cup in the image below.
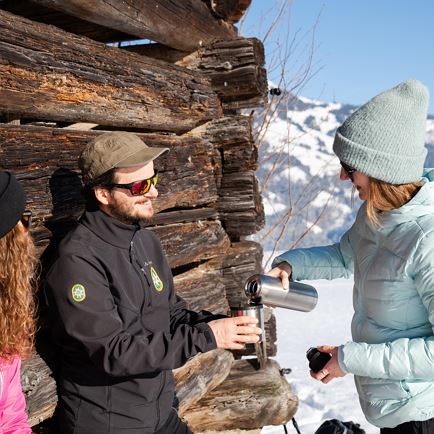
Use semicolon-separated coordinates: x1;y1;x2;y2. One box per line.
230;304;264;343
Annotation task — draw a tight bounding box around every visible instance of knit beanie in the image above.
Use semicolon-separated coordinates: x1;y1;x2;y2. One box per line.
0;171;27;238
333;79;429;184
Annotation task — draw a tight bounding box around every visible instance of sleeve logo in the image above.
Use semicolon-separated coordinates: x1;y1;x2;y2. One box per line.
71;284;86;302
150;266;164;292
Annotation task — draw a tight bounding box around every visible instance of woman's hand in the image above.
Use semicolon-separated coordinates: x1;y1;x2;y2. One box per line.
310;346;346;384
266;262;292;290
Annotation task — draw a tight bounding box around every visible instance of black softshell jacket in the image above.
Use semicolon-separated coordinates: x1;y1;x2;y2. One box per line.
45;210;217;434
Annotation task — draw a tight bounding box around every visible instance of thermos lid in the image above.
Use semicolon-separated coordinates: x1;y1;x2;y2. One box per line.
244;273;262;298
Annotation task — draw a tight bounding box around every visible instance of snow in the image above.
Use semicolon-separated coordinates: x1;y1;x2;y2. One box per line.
260;277;379;434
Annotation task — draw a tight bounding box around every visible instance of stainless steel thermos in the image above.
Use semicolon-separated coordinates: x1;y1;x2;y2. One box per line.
244;274;318;312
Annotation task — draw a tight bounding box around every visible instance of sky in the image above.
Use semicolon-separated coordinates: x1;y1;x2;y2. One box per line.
242;0;434;114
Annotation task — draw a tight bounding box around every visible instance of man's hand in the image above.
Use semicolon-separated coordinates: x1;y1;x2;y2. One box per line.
208;316;262;350
266;262;292;290
310;346;346;384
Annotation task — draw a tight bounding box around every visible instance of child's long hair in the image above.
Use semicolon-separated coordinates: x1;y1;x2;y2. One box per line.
366;178;422;226
0;224;37;360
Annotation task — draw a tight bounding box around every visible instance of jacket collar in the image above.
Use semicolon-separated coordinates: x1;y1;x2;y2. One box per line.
80;209;140;249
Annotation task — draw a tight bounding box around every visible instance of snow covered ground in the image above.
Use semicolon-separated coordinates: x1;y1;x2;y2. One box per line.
260;277;379;434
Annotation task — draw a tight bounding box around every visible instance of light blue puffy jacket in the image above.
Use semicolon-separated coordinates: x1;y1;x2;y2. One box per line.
272;169;434;428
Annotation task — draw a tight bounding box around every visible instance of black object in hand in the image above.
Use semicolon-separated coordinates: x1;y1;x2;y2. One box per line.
306;347;332;373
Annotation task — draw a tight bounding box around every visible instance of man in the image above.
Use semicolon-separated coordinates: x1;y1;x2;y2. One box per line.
45;132;261;434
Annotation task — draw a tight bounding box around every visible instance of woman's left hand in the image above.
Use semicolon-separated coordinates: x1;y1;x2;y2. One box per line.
310;345;346;384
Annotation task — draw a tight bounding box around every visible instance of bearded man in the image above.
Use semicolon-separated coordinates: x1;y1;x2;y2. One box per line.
45;132;261;434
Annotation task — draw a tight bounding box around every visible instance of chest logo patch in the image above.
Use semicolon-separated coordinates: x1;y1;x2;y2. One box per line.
150;266;163;292
71;284;86;302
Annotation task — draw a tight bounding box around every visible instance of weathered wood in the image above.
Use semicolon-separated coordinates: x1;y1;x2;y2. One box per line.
21;355;57;427
128;38;267;110
0;0;135;43
263;307;277;357
152;208;219;226
218;171;265;236
182;359;298;431
189;116;257;173
63;122;98;130
0;9;222;132
178;38;267;110
196;241;262;305
27;0;237;51
189;117;264;236
151;220;230;269
174;350;234;416
123;43;189;64
206;0;252;23
173;263;228;314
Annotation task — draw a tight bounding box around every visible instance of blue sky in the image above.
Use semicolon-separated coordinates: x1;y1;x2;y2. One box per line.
242;0;434;114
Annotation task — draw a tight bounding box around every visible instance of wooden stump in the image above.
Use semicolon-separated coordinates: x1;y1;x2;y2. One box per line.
175;350;234;416
182;359;298;432
21;355;57;427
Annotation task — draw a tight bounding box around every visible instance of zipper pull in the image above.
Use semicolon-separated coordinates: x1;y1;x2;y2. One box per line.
141;267;150;285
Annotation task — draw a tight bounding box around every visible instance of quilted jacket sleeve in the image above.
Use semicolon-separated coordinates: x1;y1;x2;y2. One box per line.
338;231;434;380
271;228;354;281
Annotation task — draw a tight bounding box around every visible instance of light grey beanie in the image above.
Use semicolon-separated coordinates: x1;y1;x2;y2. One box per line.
333;79;429;184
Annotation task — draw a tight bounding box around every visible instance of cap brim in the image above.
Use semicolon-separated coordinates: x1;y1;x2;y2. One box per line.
115;147;169;169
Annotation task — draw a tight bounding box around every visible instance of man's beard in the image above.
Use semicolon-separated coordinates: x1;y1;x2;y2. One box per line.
107;197;154;225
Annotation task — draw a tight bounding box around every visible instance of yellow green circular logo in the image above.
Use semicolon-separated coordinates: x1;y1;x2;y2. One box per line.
71;284;86;302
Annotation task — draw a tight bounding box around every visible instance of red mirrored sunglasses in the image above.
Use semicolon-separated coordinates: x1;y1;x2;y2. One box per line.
108;171;158;196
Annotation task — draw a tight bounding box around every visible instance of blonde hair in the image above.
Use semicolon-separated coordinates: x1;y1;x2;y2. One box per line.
0;224;37;360
366;178;422;226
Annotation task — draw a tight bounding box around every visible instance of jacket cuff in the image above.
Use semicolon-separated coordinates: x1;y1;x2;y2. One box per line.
194;322;218;351
194;313;228;324
337;344;350;374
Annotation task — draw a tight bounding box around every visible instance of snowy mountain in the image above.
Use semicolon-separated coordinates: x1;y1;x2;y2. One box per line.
251;94;434;265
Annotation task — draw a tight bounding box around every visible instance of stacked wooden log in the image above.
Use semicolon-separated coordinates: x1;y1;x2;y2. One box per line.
0;1;298;431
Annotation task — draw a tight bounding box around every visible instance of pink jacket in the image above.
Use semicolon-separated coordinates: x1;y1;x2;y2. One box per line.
0;357;30;434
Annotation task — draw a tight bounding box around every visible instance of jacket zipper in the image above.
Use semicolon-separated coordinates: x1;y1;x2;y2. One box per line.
130;238;151;290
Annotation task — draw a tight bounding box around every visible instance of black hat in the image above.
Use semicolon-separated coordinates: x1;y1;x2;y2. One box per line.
0;172;27;238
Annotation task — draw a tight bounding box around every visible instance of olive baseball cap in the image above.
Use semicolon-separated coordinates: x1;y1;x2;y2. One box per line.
79;131;169;183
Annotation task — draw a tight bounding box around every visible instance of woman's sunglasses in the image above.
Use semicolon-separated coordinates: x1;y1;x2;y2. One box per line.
340;161;356;181
108;171;159;196
21;210;32;229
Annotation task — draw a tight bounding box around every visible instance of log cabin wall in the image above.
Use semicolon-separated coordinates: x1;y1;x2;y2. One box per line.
0;1;297;431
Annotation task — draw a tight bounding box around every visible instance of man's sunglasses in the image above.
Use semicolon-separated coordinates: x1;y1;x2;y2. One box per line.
108;171;158;196
340;161;356;181
21;210;32;229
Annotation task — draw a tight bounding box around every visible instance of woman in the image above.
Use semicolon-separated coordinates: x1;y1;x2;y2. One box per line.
0;171;36;433
268;80;434;434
